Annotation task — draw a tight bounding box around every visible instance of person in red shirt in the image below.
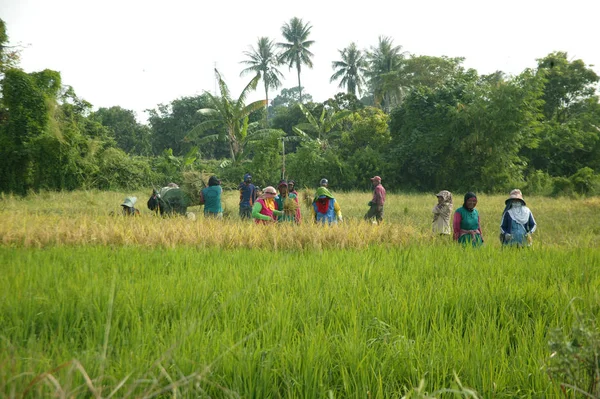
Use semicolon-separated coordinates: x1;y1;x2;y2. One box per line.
364;176;386;224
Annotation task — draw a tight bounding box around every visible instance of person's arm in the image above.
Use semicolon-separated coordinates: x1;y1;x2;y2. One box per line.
334;200;343;221
453;212;461;241
478;214;484;242
251;186;257;205
252;202;272;221
500;212;511;234
527;212;537;234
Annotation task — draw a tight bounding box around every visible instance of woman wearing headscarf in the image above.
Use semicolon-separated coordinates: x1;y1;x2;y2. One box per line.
432;190;453;235
453;192;484;246
500;189;537;246
311;182;342;224
252;186;284;224
200;176;223;218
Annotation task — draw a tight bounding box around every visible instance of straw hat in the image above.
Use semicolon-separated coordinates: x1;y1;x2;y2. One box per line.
263;186;277;195
505;189;526;205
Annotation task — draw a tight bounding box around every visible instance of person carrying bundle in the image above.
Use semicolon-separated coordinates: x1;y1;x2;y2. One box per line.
147;183;189;216
200;176;223;218
274;180;301;223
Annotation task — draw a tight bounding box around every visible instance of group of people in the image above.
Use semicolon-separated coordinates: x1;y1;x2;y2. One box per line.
244;175;385;225
120;173;537;246
432;189;537;247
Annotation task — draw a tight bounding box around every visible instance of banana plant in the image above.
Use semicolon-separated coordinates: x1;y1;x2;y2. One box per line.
292;103;352;149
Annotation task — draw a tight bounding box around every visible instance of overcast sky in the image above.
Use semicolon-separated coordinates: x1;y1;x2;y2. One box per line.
2;0;599;123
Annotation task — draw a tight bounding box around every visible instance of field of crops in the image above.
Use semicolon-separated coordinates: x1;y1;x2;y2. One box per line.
1;190;600;398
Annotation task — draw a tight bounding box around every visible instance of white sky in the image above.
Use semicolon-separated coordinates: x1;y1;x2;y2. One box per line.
2;0;599;123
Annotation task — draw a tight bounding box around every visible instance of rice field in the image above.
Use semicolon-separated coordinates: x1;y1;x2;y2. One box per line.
1;190;599;398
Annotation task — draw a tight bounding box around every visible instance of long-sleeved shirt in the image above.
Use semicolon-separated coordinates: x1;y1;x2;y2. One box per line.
371;184;386;205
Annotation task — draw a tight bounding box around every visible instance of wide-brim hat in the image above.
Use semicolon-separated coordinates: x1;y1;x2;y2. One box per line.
121;196;137;208
263;186;277;195
370;176;382;182
505;189;526;205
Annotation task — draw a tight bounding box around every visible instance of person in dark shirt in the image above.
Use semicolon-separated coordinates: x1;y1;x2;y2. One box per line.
238;173;257;220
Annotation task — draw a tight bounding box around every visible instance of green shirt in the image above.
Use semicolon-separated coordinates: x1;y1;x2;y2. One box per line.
201;186;223;214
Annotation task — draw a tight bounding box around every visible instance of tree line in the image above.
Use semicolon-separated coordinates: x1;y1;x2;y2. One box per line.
1;18;600;196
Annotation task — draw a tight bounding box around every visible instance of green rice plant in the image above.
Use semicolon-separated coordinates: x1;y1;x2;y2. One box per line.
1;246;600;397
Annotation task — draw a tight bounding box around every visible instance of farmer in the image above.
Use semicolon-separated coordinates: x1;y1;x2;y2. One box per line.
500;189;537;247
252;186;283;224
288;179;298;196
147;185;188;216
200;176;223;218
364;176;386;224
121;196;140;216
238;173;257;220
453;192;484;246
432;190;453;235
311;182;343;224
274;180;301;223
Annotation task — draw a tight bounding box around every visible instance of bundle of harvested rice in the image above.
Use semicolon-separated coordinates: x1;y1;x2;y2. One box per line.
302;189;314;210
182;171;212;206
283;197;300;214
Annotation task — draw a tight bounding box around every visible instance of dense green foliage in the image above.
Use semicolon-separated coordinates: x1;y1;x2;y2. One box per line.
1;18;599;196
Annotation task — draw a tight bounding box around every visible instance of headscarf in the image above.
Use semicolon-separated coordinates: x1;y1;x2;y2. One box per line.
463;192;477;211
502;189;531;226
314;186;334;201
208;176;221;187
434;190;453;219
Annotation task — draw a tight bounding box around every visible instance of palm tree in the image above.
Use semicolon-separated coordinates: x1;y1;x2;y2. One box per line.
366;36;408;112
278;17;315;103
186;70;281;163
240;37;284;122
330;42;368;96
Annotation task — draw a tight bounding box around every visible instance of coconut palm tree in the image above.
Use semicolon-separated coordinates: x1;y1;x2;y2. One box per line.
366;36;408;112
240;37;284;122
278;17;315;103
330;42;368;97
187;70;281;163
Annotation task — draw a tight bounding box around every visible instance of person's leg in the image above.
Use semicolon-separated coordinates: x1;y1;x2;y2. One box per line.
364;205;376;221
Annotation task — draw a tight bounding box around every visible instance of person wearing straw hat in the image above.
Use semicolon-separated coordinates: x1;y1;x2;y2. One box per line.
432;190;453;235
121;196;140;216
500;189;537;247
252;186;284;224
453;192;484;246
364;176;386;224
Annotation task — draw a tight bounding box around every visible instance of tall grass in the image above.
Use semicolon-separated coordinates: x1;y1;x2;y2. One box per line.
1;190;599;248
2;246;600;397
1;190;600;397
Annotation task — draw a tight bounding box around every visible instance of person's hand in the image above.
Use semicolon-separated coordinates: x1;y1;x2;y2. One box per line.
368;201;373;207
338;215;343;222
504;234;512;241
